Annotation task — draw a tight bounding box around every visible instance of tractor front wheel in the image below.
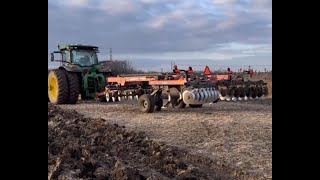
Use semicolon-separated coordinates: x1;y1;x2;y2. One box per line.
48;69;69;104
138;94;155;113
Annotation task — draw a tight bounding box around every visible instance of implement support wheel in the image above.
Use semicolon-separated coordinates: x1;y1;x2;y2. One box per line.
138;94;155;113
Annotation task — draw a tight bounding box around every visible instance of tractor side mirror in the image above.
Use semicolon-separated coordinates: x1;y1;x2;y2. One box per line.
50;53;54;61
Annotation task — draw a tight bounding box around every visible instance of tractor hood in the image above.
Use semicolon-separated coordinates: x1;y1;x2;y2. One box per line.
61;64;82;72
60;63;111;73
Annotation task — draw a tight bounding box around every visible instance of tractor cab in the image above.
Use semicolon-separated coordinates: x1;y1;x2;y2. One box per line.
51;44;100;67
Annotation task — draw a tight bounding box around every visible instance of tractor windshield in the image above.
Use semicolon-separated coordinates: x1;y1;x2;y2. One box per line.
72;50;98;66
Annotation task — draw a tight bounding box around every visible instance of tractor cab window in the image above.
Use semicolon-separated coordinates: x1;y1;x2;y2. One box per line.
72;50;98;66
62;51;71;63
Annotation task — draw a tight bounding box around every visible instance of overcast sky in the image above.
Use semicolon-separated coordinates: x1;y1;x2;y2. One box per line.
48;0;272;71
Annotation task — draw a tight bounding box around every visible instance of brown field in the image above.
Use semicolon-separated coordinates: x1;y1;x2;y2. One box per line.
48;72;272;179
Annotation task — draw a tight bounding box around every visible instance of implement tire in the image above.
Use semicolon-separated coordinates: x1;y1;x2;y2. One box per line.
138;94;155;113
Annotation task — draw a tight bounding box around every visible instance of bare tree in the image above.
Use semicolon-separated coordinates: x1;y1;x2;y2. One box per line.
106;60;144;75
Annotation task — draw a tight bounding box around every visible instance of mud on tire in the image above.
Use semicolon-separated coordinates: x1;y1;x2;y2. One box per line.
48;69;69;104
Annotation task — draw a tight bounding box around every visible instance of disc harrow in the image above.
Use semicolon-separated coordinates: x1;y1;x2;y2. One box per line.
204;66;268;101
217;80;268;101
94;65;268;113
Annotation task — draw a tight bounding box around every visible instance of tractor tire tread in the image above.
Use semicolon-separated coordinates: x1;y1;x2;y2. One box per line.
65;72;80;104
49;69;69;104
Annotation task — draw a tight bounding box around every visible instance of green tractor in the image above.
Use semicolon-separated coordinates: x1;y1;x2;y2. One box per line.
48;44;112;104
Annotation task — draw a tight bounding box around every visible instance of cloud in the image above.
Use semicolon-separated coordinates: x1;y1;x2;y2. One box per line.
52;0;89;8
97;0;141;15
48;0;272;69
140;0;178;4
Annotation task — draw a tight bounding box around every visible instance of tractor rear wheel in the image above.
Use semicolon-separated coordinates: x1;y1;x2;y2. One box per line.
138;94;155;113
48;70;51;102
48;69;69;104
81;92;88;100
65;72;80;104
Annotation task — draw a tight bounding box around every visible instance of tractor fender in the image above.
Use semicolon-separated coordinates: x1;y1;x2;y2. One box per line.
59;65;82;72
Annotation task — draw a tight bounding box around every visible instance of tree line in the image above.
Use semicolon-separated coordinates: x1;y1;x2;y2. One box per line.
104;60;144;75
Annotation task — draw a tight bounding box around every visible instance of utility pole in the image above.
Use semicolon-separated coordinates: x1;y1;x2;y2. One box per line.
110;48;112;61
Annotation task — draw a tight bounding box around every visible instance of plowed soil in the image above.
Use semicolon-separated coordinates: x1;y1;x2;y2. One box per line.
50;98;271;179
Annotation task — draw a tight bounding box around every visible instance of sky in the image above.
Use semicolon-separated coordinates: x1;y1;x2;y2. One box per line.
48;0;272;72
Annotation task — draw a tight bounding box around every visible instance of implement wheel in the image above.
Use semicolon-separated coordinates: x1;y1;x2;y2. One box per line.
138;94;155;113
48;69;69;104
